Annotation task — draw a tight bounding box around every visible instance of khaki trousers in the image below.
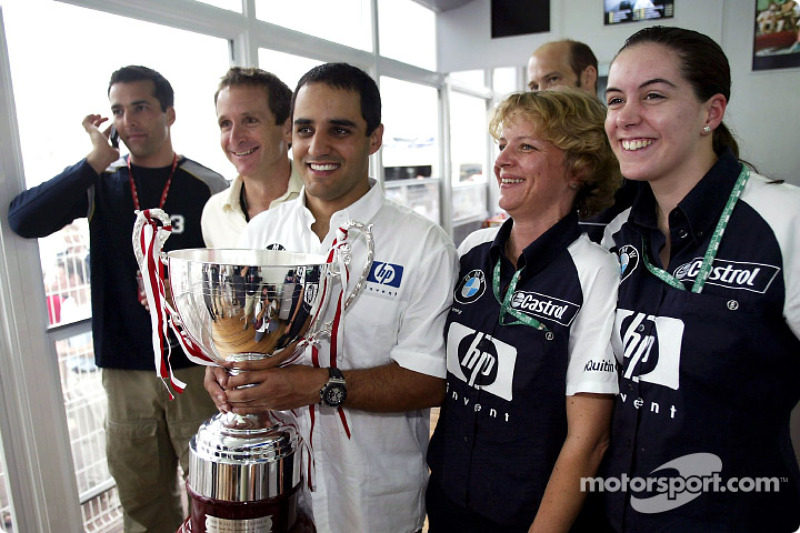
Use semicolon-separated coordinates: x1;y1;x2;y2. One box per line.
103;366;216;533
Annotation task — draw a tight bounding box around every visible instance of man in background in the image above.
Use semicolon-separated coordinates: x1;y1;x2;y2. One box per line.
527;39;599;96
8;65;227;533
201;67;302;247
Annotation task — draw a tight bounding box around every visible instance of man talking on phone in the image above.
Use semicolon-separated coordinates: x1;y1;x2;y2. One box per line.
8;65;227;533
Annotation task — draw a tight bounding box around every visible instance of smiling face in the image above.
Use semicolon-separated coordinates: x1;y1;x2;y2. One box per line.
216;85;291;181
291;82;382;215
109;80;175;166
494;115;577;224
604;43;724;190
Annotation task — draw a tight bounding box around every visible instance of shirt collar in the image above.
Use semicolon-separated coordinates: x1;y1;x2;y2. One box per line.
490;211;581;278
327;178;382;227
222;175;244;213
222;160;301;213
629;148;742;242
298;178;384;240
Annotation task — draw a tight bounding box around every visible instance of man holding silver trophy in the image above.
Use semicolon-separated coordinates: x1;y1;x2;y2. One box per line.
204;62;459;532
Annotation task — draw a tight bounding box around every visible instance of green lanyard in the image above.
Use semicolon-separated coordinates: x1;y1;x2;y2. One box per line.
641;166;750;294
492;259;550;331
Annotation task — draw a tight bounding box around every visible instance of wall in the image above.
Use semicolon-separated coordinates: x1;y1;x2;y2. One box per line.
437;0;800;185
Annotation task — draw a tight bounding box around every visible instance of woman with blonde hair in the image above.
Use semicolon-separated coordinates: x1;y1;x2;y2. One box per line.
426;88;622;533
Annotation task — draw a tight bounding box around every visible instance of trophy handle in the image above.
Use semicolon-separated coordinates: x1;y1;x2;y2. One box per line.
304;221;374;348
133;209;217;398
340;220;374;312
132;208;172;265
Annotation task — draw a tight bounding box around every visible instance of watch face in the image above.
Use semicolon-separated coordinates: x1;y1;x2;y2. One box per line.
325;384;346;406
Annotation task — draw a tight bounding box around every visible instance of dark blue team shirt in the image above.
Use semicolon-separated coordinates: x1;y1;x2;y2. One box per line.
428;213;618;529
9;156;227;370
602;149;800;532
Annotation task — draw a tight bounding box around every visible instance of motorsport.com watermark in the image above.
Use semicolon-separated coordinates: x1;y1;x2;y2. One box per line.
580;453;784;513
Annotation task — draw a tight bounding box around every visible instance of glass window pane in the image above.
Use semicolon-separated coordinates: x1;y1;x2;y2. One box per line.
4;0;232;186
378;0;436;71
449;92;487;186
0;437;12;533
452;184;487;221
384;182;440;224
449;70;486;88
258;49;323;93
449;92;488;221
40;221;92;327
380;77;439;179
255;0;372;52
194;0;242;11
380;77;440;224
493;66;519;97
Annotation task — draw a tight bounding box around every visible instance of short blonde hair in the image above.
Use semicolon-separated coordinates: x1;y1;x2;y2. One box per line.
489;89;621;218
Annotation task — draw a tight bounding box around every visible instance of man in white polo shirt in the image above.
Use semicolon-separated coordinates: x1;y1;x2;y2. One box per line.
204;62;458;533
201;67;303;247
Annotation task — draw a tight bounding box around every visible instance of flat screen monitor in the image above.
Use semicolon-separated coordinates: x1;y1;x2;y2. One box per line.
604;0;675;25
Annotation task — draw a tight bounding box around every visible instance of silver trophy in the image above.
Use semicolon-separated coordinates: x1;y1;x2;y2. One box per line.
132;209;373;533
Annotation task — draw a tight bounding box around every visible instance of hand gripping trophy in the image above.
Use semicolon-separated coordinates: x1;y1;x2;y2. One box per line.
133;208;373;533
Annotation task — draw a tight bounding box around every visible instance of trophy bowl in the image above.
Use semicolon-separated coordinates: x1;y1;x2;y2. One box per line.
167;248;330;366
166;248;331;533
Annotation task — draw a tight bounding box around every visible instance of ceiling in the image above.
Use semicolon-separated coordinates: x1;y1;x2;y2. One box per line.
410;0;477;13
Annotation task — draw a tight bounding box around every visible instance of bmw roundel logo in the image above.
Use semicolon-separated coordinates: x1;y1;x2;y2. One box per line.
618;244;639;283
454;269;486;304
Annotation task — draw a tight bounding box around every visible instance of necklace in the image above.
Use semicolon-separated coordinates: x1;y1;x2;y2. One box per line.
128;153;179;211
239;183;250;222
641;165;750;293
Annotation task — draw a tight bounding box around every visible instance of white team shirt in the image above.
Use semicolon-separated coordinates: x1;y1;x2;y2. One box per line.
240;179;458;532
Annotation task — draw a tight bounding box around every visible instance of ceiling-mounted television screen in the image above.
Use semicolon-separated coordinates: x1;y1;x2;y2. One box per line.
604;0;675;25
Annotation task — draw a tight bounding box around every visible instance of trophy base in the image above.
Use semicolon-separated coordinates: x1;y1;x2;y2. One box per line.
177;512;315;533
184;483;315;533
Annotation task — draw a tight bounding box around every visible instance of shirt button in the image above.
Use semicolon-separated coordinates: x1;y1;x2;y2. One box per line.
678;229;688;239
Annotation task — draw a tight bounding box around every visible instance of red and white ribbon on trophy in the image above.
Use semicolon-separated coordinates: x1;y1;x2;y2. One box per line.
132;209;215;399
305;220;375;490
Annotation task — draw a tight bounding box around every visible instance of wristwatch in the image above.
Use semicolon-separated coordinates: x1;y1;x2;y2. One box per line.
320;367;347;407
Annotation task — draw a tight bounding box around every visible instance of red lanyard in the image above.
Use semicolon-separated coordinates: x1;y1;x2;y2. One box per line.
128;153;178;210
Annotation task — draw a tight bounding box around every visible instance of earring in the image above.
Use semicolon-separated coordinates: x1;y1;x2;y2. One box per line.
702;125;712;135
569;183;578;190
